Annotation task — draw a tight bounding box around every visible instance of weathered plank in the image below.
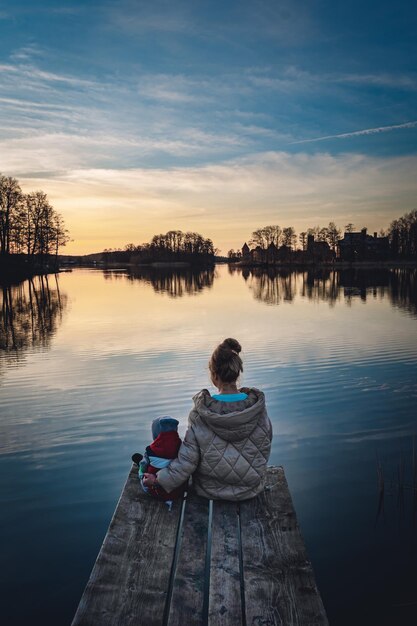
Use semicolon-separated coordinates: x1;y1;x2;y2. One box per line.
209;500;243;625
73;466;328;626
71;465;182;626
167;491;209;625
239;466;328;626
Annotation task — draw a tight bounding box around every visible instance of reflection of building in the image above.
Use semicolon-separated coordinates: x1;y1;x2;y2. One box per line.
337;229;389;262
339;268;390;301
229;265;416;314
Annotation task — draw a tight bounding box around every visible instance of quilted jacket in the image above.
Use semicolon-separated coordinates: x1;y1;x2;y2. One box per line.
156;388;272;501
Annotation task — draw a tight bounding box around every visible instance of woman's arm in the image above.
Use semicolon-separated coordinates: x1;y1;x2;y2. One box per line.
155;425;200;492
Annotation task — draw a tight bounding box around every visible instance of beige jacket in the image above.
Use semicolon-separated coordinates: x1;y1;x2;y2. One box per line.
156;388;272;501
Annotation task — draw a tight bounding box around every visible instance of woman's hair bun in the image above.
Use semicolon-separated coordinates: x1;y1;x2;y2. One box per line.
220;338;242;354
209;338;243;383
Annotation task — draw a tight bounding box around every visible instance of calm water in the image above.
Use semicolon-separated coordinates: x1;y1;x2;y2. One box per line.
1;266;417;625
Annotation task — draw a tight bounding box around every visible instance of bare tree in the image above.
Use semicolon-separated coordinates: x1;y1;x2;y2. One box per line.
326;222;341;251
299;231;307;251
307;226;320;239
282;226;297;249
52;212;70;259
0;175;22;255
23;192;53;257
317;227;328;242
388;209;417;258
249;225;282;249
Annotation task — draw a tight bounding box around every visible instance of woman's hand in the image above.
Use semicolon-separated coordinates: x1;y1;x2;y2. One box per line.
143;473;157;487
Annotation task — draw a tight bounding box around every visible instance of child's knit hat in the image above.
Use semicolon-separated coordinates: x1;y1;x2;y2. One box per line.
151;415;179;439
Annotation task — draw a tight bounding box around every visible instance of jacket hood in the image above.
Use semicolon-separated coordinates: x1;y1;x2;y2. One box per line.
147;430;181;459
192;388;266;442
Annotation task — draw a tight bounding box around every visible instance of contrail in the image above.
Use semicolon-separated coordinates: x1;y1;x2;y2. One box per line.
290;120;417;144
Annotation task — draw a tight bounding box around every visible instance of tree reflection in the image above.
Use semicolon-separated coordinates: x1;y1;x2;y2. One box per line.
236;266;417;314
125;266;216;298
0;275;67;361
246;268;298;305
301;269;339;304
388;268;417;316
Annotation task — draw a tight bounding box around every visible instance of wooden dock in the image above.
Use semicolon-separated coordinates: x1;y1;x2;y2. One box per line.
72;466;328;625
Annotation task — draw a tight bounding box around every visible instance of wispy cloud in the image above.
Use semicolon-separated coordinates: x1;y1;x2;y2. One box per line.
11;151;417;254
338;73;417;91
291;121;417;144
0;124;249;175
105;1;193;35
244;66;417;95
0;61;99;88
10;43;45;62
138;74;208;104
137;72;253;105
0;63;19;72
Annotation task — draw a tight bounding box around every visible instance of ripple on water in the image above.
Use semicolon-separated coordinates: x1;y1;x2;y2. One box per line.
1;267;417;626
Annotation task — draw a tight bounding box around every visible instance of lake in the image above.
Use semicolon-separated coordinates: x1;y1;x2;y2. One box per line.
1;265;417;625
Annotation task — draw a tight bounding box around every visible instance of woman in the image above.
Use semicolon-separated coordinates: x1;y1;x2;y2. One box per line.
143;338;272;501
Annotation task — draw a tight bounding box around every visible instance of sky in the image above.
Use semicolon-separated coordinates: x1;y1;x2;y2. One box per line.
0;0;416;255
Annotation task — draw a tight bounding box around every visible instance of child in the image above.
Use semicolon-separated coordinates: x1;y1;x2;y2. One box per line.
131;415;185;509
142;338;272;501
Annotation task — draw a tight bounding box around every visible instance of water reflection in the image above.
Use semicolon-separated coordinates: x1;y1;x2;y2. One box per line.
104;266;215;298
0;266;416;626
230;266;417;315
388;268;417;317
0;274;67;364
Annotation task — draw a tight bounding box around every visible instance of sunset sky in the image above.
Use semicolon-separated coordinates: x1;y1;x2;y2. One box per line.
1;0;416;255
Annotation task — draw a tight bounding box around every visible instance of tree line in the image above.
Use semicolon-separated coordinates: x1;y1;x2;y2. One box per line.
228;211;417;260
389;210;417;259
228;222;348;258
0;174;69;261
104;230;216;263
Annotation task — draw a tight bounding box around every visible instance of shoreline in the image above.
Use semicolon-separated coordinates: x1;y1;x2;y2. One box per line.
2;258;416;285
232;260;417;269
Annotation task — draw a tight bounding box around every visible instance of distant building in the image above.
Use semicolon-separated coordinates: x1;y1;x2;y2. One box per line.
240;241;294;264
266;242;280;264
242;242;250;261
275;244;292;263
337;229;389;262
252;245;264;263
306;235;334;264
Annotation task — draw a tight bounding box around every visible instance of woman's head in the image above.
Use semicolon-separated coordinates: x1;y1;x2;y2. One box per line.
209;338;243;387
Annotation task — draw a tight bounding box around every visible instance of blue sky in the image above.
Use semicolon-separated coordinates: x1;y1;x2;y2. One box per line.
0;0;416;253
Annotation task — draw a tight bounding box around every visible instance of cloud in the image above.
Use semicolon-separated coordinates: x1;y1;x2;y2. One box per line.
244;66;417;95
10;150;417;254
246;65;315;92
338;73;417;91
0;63;19;72
136;72;254;105
137;74;209;104
105;1;193;35
10;43;45;62
0;124;250;175
291;121;417;144
232;123;291;141
0;61;99;88
104;0;317;48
